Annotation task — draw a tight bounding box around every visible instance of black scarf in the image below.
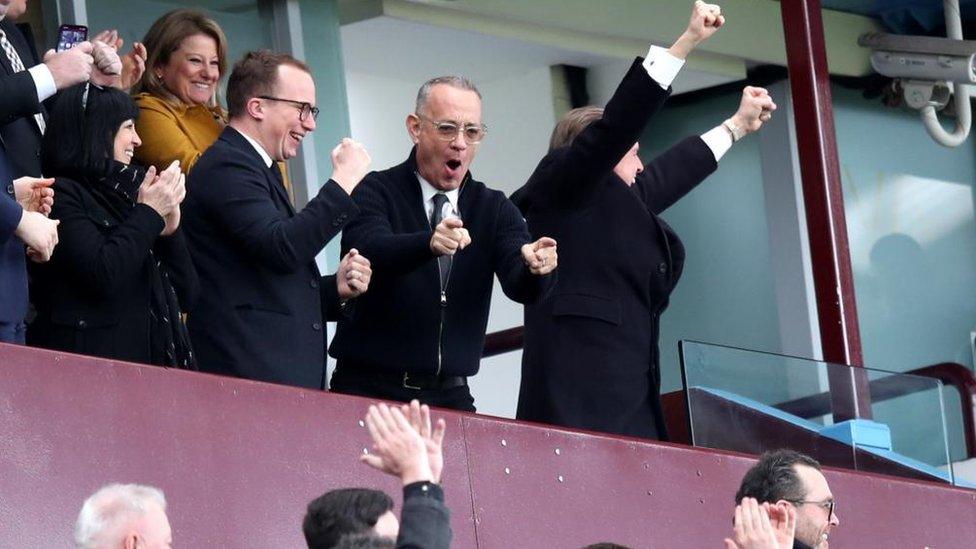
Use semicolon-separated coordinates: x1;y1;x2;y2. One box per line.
82;159;197;370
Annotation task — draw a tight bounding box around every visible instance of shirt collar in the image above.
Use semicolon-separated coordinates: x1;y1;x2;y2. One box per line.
232;127;274;168
416;172;460;213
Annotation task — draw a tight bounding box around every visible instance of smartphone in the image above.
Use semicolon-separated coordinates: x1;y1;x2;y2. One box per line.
56;24;88;52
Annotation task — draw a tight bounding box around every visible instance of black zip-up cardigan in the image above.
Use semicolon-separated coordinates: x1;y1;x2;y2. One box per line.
329;148;555;376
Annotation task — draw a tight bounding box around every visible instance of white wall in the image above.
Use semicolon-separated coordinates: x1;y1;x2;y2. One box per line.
342;64;556;418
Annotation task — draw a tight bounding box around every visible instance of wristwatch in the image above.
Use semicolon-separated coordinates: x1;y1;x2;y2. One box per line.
723;118;745;142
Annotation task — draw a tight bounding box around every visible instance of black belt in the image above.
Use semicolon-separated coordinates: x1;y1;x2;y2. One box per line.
338;363;467;391
400;372;467;391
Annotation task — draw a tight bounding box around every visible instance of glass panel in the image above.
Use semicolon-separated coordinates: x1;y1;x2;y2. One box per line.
680;340;960;485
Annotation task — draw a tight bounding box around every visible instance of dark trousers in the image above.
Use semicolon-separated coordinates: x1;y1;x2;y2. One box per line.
330;363;476;412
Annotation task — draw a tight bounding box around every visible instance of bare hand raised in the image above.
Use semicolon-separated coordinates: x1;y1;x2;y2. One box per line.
43;41;94;90
669;1;725;59
729;86;777;136
331;138;371;195
430;217;471;256
360;403;434;486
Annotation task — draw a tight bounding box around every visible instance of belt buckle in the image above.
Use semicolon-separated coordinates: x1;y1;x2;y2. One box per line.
403;372;423;390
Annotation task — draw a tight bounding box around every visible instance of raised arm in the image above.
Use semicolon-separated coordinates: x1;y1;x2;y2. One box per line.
522;1;725;209
639;86;776;214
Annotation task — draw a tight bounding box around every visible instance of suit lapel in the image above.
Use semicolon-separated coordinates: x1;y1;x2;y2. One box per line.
222;127;295;215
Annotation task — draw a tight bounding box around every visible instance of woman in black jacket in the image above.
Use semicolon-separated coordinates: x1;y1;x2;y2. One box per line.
28;84;197;368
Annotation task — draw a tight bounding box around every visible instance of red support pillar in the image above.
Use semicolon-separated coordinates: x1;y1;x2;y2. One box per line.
780;0;871;420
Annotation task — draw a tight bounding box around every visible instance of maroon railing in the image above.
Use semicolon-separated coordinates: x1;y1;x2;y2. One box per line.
3;342;976;547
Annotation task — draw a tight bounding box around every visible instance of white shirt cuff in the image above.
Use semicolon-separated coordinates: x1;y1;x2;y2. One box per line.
642;45;685;90
700;126;733;162
28;64;57;102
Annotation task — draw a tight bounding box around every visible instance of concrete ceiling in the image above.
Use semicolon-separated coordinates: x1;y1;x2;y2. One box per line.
340;12;743;98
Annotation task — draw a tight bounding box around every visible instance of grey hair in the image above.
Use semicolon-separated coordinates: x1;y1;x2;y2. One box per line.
74;484;167;549
414;76;482;115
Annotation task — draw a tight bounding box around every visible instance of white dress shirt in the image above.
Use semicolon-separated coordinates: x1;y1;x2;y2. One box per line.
417;172;460;224
642;44;733;162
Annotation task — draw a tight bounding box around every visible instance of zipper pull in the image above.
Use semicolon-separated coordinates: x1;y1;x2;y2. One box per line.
440;291;447;307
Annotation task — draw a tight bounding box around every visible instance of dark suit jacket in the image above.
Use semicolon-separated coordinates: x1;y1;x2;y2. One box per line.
330;149;554;377
0;145;26;327
27;175;199;362
511;58;718;440
0;19;45;177
183;127;358;389
0;56;46;327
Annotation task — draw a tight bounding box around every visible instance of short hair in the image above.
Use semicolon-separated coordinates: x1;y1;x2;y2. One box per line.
582;543;633;549
41;83;141;178
735;449;823;505
226;50;311;120
549;106;604;151
74;483;167;549
303;488;394;549
335;533;396;549
414;76;482;115
133;8;229;106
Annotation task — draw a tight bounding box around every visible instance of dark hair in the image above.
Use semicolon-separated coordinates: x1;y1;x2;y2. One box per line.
41;84;140;178
549;106;604;151
302;488;394;549
582;543;633;549
334;533;396;549
735;449;822;505
226;50;311;119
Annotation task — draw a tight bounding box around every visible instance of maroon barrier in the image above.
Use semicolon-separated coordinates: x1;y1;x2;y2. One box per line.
1;343;976;548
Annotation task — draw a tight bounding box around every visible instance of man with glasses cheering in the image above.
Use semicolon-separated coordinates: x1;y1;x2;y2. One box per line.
329;75;558;411
733;450;840;548
183;50;373;389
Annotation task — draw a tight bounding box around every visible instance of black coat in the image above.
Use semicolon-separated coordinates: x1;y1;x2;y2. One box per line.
511;58;717;440
27;167;199;364
396;482;451;549
183;127;357;389
330;149;554;377
0;20;44;178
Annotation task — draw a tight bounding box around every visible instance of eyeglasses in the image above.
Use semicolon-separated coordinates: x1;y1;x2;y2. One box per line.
415;113;487;144
789;499;835;522
258;96;320;121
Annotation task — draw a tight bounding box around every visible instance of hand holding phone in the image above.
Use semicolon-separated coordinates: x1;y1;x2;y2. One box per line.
56;24;88;52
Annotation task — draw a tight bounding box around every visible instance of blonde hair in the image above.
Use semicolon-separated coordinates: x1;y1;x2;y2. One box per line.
549;106;604;151
133;9;229;108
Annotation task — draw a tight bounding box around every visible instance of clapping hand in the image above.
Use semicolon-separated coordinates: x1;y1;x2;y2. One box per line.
360;402;437;486
13;176;54;216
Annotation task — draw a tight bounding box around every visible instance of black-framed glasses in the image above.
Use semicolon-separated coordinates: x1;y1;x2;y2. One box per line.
789;499;835;522
415;113;487;144
258;96;320;121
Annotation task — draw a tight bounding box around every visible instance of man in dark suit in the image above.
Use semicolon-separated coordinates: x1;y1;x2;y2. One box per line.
183;50;372;389
511;1;774;440
0;145;57;343
0;0;107;178
329;75;558;411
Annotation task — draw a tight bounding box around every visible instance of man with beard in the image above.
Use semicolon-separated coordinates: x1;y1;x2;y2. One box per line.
734;450;840;549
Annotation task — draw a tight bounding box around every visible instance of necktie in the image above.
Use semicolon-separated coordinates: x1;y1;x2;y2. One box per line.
430;193;451;291
0;30;45;134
